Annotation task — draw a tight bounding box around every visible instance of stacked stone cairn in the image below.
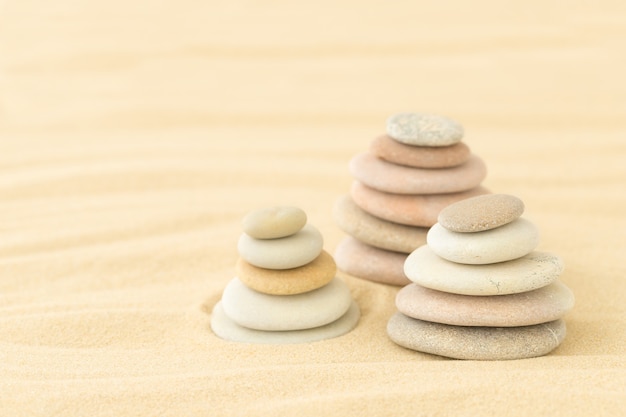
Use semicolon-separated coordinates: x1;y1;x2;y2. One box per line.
387;194;575;360
211;206;360;344
334;112;490;285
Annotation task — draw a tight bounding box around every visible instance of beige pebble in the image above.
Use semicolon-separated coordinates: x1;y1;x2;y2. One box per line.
387;315;566;360
396;281;574;327
370;135;471;168
333;194;427;253
349;152;486;195
438;194;525;232
236;251;336;295
334;237;410;286
242;206;307;239
350;181;490;227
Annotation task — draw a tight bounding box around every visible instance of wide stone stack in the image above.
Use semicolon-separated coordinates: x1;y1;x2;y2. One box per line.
211;206;360;344
334;112;490;285
387;194;575;360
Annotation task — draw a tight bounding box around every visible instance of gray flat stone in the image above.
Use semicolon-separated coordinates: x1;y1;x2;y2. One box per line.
404;246;563;295
333;194;427;253
211;300;360;344
387;314;566;360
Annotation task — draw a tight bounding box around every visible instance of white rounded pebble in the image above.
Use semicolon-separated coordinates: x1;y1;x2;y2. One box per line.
386;112;464;146
221;277;353;331
427;218;540;264
211;300;360;344
404;246;564;295
238;223;323;269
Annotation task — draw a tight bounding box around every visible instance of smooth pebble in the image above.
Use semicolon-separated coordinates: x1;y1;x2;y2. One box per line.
438;194;525;232
238;223;323;269
351;181;490;227
370;134;471;168
211;300;360;344
242;206;307;239
349;152;486;195
333;194;427;253
386;113;464;146
334;237;410;286
221;277;352;331
427;218;539;264
404;246;564;295
396;281;574;327
236;250;336;295
387;315;566;360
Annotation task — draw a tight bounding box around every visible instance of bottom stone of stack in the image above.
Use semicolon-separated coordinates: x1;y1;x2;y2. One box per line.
211;300;361;344
334;237;410;286
387;314;566;360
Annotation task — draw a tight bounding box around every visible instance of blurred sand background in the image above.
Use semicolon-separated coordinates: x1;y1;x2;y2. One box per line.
1;1;625;415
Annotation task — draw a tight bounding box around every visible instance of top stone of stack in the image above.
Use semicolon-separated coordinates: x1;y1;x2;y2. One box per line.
386;112;464;147
438;194;525;233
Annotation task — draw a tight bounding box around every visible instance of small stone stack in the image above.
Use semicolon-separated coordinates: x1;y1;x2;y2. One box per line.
211;206;360;344
334;112;490;285
387;194;575;360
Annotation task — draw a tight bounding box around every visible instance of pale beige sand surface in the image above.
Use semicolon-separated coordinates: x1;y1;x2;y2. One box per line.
1;1;625;415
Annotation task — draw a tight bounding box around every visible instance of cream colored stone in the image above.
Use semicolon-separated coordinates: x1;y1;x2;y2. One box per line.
242;206;307;239
386;112;464;146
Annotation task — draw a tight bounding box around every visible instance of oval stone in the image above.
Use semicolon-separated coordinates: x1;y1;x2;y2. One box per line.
211;300;360;344
438;194;525;232
427;218;539;264
238;223;323;269
396;281;574;327
386;112;464;146
334;237;410;286
333;194;427;253
387;315;566;360
349;152;487;195
370;135;471;168
221;277;352;331
351;181;490;227
404;246;564;295
236;250;336;295
242;206;307;239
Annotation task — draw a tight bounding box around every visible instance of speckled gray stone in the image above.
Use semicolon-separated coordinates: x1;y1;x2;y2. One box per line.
242;206;307;239
238;223;323;269
404;246;564;296
387;314;566;360
211;300;360;344
438;194;525;232
396;281;574;327
333;194;427;253
386;113;464;147
427;218;539;264
349;152;487;195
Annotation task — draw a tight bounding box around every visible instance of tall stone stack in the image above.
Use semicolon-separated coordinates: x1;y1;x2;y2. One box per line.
387;194;575;360
333;112;490;285
211;206;360;344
